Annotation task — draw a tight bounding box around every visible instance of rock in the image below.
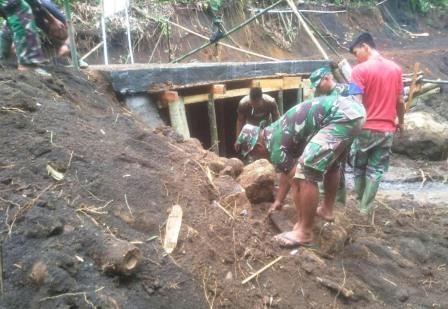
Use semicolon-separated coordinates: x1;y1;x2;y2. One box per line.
30;261;48;285
396;288;409;302
237;159;276;203
392;111;448;160
317;223;348;255
24;213;64;238
296;250;326;274
45;266;76;294
213;175;251;214
223;158;244;178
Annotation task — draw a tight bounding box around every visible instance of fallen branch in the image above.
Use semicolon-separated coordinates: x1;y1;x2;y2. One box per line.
242;256;283;285
317;276;354;299
39;287;104;303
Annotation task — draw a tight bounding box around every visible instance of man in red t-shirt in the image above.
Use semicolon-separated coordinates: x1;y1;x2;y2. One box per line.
348;32;405;215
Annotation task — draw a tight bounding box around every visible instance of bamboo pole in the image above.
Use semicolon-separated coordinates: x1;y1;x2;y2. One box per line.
172;0;284;63
242;256;284;285
63;0;79;69
208;94;219;154
286;0;329;60
133;7;279;62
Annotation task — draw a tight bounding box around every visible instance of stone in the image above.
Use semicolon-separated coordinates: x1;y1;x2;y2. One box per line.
237;159;276;203
392;111;448;160
213;175;251;214
396;288;409;302
317;223;348;255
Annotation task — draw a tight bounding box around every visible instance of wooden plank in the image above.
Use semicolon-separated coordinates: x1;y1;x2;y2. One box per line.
182;78;302;105
211;84;226;94
161;90;179;102
163;205;183;254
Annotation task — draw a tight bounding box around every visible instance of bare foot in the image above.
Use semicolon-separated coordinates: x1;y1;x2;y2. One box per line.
273;231;313;248
316;206;335;222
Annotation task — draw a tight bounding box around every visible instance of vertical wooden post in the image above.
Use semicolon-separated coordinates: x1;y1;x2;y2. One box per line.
165;91;190;138
277;89;284;115
177;97;190;138
297;88;303;104
208;85;225;154
208;94;219;154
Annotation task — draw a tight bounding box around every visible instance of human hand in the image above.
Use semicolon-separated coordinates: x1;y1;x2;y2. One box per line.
268;200;282;214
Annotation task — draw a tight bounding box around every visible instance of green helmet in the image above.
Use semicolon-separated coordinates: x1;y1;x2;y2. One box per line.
235;124;260;157
310;67;332;89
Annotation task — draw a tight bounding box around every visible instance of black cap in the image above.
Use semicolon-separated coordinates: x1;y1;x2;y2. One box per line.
349;32;376;53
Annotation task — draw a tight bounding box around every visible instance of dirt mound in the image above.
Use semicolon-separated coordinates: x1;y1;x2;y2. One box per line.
0;68;447;308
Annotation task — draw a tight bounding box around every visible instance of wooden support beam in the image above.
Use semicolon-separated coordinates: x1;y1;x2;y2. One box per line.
166;91;190;138
211;84;226;94
182;77;301;105
208;93;219;154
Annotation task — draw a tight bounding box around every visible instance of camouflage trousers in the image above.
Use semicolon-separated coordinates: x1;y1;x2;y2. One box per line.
294;117;365;182
351;130;394;182
0;0;44;65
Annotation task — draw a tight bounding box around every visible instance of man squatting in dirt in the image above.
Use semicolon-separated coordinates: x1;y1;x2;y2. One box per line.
0;0;72;65
310;67;349;206
0;0;47;73
348;32;405;215
235;94;366;246
235;87;280;139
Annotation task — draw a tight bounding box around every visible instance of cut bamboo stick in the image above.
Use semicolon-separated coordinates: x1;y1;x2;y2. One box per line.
241;256;283;285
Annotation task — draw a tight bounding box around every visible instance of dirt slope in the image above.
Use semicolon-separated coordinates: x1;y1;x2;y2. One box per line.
0;66;447;308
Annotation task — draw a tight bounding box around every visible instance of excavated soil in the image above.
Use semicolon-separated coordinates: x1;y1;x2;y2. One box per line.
0;66;447;308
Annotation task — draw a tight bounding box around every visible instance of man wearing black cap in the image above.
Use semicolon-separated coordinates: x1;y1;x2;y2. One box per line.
348;32;405;215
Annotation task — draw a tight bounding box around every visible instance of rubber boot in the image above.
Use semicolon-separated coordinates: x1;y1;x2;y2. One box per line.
358;179;380;215
354;176;366;203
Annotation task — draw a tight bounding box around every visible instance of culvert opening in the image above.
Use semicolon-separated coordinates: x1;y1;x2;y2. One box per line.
184;88;303;158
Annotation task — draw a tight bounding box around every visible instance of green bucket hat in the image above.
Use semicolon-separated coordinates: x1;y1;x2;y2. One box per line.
310;67;332;89
235;124;260;157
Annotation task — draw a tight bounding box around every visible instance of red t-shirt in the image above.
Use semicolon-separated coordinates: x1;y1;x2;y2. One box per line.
350;55;403;132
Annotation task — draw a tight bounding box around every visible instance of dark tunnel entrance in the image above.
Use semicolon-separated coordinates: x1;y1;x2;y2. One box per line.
184;89;304;158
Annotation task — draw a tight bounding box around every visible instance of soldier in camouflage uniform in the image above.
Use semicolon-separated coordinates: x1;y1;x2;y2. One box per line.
310;67;349;205
235;95;365;246
310;66;348;97
0;0;46;72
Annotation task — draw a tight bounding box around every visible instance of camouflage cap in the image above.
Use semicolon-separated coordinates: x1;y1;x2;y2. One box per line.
310;67;332;89
235;124;260;157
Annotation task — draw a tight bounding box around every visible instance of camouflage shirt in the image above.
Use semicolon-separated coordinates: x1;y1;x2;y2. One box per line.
263;95;365;173
331;83;349;96
315;83;349;98
238;94;278;128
